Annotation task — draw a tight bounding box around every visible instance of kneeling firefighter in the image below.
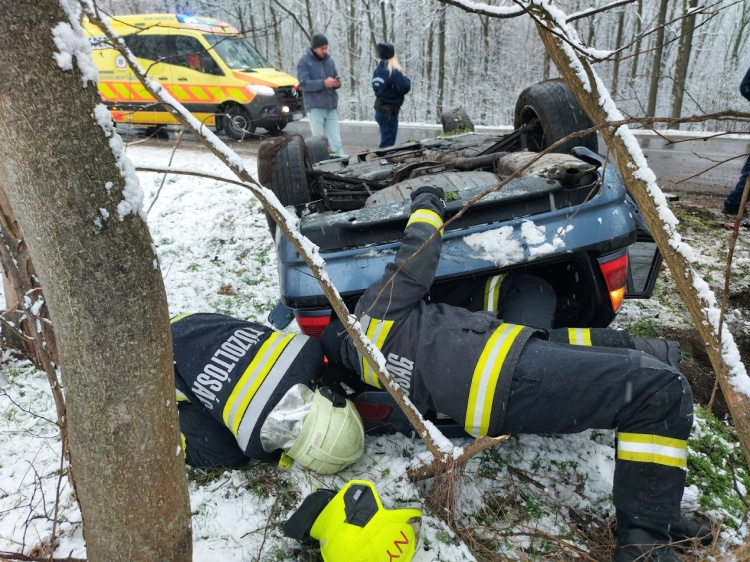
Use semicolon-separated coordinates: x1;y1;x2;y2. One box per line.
171;312;364;473
320;186;698;562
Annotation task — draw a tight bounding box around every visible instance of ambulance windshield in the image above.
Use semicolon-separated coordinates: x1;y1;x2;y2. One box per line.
204;34;270;70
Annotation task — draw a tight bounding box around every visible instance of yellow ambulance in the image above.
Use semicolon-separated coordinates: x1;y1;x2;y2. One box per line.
84;14;304;138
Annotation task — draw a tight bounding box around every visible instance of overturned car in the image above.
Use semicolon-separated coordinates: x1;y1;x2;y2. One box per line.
258;80;661;340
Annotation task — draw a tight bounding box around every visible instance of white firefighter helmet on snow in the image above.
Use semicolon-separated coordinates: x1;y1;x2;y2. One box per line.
286;387;364;474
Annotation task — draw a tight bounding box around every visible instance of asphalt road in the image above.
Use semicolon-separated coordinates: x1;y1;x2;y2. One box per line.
119;120;750;199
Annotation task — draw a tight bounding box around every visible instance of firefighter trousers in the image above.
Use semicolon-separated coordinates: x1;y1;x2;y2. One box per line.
499;337;693;523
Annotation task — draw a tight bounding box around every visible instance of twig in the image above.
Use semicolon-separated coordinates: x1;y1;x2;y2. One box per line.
147;130;184;214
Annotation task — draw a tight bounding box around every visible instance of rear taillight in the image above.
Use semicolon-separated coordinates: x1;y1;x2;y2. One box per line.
598;253;628;312
355;402;393;423
295;314;331;339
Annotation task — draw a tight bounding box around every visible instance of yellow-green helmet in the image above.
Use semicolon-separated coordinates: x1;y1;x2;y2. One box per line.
286;387;364;474
284;480;423;562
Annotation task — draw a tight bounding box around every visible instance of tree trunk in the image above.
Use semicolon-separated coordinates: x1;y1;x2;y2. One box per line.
0;185;59;365
534;13;750;469
629;0;643;82
670;0;698;126
611;9;625;96
436;5;447;119
0;3;192;561
348;0;358;108
425;21;434;121
646;0;670;117
380;0;388;42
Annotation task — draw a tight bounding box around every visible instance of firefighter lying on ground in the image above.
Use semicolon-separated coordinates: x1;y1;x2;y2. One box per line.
319;185;710;562
171;312;364;474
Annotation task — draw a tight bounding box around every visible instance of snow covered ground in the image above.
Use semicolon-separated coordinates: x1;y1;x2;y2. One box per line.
0;141;747;561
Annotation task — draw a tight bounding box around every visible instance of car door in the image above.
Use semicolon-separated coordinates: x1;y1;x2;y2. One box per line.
121;33;175;124
168;34;226;127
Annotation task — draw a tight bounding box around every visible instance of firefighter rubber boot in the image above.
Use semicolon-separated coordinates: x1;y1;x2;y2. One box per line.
669;513;713;546
632;338;682;368
614;510;681;562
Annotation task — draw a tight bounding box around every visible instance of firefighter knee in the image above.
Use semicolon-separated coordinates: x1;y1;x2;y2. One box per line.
639;354;694;426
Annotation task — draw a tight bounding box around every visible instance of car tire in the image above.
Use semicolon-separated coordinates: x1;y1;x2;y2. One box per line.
224;105;255;140
305;136;331;164
441;108;474;134
514;79;598;154
258;136;313;240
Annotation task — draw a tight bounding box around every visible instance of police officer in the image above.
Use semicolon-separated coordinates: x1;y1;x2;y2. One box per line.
322;186;696;561
171;312;364;473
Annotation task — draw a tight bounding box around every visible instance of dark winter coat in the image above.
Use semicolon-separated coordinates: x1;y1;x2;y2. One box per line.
372;62;411;111
172;313;322;463
297;48;339;111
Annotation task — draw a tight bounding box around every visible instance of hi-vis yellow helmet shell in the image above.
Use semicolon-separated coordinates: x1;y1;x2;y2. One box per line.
284;480;422;562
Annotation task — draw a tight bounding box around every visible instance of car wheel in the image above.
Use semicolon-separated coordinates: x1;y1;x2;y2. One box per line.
305;136;330;164
257;135;313;221
514;79;598;154
258;136;313;239
224;105;255;140
441;108;474;134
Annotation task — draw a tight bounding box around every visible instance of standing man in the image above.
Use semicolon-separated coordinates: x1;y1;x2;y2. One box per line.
724;64;750;216
322;186;698;561
297;33;344;156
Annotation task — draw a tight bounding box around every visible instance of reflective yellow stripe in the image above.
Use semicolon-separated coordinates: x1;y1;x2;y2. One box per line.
465;323;525;437
113;82;131;98
188;86;211;100
170;85;190;101
180;433;187;459
223;332;295;434
616;432;688;469
359;316;394;389
483;274;506;312
406;209;443;236
568;327;592;346
170;312;195;324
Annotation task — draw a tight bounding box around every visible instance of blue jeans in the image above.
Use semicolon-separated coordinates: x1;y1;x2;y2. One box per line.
306;108;343;155
375;109;399;148
725;153;750;211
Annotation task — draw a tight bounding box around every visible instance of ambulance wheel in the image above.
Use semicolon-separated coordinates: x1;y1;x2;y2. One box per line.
514;79;598;154
224;106;256;140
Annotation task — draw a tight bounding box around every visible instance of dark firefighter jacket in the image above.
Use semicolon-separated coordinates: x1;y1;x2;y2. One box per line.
171;313;322;461
339;189;539;437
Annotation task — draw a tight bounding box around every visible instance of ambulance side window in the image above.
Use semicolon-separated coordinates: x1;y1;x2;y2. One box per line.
173;35;223;75
123;34;172;64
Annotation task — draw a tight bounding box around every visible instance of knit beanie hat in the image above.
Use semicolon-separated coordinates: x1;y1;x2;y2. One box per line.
311;33;328;49
377;42;395;60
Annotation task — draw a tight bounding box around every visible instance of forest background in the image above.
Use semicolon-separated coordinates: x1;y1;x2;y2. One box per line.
95;0;750;131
